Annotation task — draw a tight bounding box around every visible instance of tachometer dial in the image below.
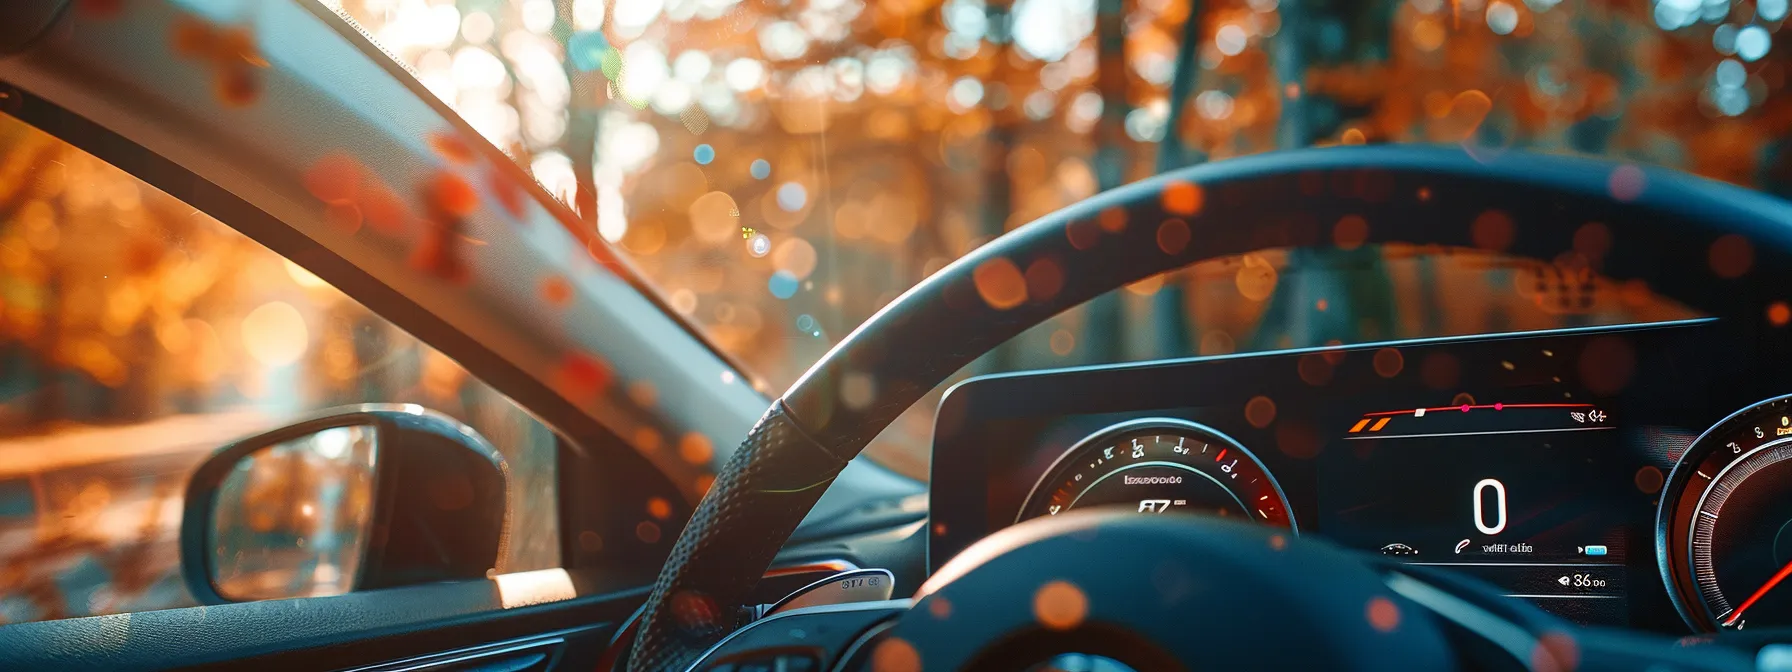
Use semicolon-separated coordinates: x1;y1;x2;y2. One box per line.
1016;418;1296;532
1662;394;1792;631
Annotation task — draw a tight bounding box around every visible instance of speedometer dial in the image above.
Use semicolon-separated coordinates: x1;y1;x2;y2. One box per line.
1016;418;1296;531
1662;394;1792;631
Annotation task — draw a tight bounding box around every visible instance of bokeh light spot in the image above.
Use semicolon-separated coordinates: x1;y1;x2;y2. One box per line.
668;590;718;627
1471;210;1515;252
1708;234;1754;279
1412;17;1446;51
1050;329;1076;356
973;258;1028;310
1322;342;1346;365
361;183;409;234
1333;215;1369;250
776;182;808;212
1200;330;1236;355
1367;596;1400;633
635;520;662;544
1245;395;1277;428
1066;218;1101;250
693;144;715;164
841;371;876;410
1298;354;1334;386
213;66;261;107
1530;631;1580;672
1033;580;1088;630
1161;181;1204;216
772;237;819;279
1276;423;1321;459
647;497;672;520
554;352;613;402
539;275;573;307
871;637;921;672
689;191;741;244
305;152;365;204
1635;466;1664;494
1098;207;1128;233
428;131;478;165
750;159;771;179
1438;90;1491;141
633;427;663;452
1573;222;1612;261
1125;274;1164;296
1026;258;1064;301
1157;218;1191;255
1235;255;1278;301
627;380;658;409
679;433;714;465
325;202;362;233
241;302;308;366
425;171;479;218
1374;348;1405;378
768;271;800;299
928;597;952;620
1486;2;1519;35
1608;165;1646;202
1737;25;1772;62
1769;302;1791;327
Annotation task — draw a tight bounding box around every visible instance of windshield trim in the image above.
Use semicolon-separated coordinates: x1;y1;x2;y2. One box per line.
299;0;759;384
944;316;1721;393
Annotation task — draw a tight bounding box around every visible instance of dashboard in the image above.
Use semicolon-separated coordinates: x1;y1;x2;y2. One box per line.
928;318;1792;634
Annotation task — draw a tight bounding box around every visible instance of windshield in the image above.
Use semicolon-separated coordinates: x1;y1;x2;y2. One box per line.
333;0;1758;476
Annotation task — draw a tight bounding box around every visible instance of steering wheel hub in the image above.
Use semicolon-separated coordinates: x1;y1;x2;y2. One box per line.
885;511;1454;671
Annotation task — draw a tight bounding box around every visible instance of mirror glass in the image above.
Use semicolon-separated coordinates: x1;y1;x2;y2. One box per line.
210;424;378;601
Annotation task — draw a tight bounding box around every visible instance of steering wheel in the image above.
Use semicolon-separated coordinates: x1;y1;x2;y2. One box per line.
628;146;1792;671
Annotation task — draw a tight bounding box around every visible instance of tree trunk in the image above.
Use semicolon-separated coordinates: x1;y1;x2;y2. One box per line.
1149;0;1204;359
556;0;599;225
1084;0;1130;364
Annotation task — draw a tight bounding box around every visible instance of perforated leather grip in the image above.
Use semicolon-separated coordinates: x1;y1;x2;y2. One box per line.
628;401;846;671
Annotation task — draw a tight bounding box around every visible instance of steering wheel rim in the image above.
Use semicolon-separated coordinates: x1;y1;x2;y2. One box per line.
628;145;1792;671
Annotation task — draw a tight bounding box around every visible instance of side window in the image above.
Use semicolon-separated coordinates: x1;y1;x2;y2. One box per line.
0;112;557;624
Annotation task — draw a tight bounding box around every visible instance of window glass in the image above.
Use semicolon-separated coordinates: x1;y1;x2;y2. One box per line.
0;111;558;624
329;1;1737;480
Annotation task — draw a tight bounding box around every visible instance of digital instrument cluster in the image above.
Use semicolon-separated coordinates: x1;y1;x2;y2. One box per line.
929;318;1792;634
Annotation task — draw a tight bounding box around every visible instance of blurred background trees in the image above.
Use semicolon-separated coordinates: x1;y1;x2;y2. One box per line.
319;0;1760;470
0;0;1776;621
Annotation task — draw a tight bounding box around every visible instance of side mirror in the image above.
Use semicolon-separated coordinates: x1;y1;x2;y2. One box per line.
181;404;508;604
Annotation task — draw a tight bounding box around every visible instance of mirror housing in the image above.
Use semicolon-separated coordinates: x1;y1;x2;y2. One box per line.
181;404;509;605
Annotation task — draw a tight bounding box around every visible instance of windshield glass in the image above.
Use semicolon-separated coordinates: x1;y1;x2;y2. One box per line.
331;0;1758;476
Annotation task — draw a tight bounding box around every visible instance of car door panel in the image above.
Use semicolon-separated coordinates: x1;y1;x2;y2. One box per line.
0;576;643;671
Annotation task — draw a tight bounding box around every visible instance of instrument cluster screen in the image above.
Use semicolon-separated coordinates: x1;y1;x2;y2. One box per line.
1320;401;1631;623
929;320;1736;633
